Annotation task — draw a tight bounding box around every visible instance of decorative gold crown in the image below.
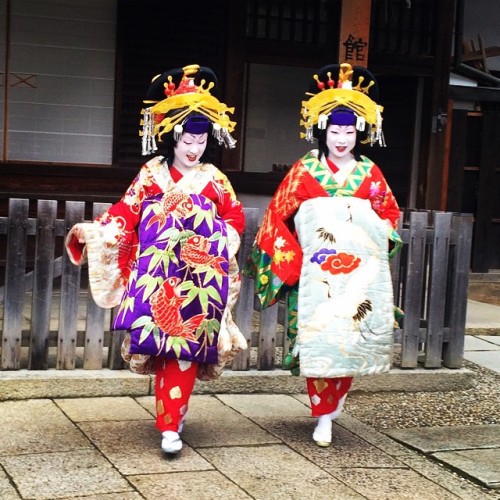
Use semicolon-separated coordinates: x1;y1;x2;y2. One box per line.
140;64;236;155
300;63;384;146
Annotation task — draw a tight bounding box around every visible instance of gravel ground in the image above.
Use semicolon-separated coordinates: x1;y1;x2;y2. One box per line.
248;341;500;431
343;357;500;499
255;289;500;430
468;282;500;306
345;288;500;430
345;359;500;430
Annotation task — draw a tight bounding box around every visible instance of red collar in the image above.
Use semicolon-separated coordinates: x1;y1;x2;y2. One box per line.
325;157;339;173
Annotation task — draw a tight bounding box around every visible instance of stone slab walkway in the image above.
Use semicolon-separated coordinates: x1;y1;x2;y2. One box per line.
385;425;500;490
0;394;497;499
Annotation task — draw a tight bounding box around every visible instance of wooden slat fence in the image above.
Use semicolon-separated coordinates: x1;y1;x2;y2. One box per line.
391;209;473;368
0;199;472;371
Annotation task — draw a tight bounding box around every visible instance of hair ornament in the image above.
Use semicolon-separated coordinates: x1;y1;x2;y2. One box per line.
300;62;385;146
140;64;237;155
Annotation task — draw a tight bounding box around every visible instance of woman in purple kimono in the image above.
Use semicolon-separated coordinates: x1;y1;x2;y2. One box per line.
66;65;246;455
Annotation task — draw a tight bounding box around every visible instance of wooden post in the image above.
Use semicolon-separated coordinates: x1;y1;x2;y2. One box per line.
401;211;427;368
2;199;29;369
220;1;247;172
82;205;109;369
29;200;57;370
57;201;85;370
424;212;452;368
442;214;473;368
232;208;260;371
471;106;500;272
424;0;455;210
338;0;371;67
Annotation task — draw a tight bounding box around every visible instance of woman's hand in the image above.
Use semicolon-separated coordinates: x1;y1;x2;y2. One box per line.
72;224;86;244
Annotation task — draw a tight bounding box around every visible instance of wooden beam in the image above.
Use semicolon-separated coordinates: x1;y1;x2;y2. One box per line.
471;105;500;272
450;85;500;103
220;0;247;172
462;46;500;62
338;0;371;67
424;0;455;210
439;98;454;210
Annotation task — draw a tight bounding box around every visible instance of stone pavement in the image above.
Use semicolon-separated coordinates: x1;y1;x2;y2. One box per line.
464;299;500;374
0;298;498;499
0;394;497;500
378;298;500;495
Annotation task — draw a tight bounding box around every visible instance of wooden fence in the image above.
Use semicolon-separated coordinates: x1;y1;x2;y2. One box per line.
0;198;473;372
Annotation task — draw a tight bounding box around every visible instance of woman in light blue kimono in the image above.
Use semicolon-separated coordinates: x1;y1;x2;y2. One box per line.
245;63;402;447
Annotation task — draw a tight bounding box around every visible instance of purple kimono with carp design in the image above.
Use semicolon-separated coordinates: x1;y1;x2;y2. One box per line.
113;192;229;364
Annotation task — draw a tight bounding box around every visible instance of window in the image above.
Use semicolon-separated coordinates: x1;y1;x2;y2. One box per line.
0;0;116;164
246;0;329;44
244;63;312;173
370;0;435;56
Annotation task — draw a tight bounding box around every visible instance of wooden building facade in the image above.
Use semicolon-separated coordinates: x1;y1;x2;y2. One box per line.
1;0;499;272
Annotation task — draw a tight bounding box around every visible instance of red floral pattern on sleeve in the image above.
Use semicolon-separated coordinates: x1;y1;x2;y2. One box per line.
355;164;400;228
94;165;162;279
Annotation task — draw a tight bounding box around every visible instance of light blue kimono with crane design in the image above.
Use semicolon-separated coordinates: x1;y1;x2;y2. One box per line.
293;197;396;378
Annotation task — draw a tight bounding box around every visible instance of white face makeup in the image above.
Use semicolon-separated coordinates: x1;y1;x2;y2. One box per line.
173;132;208;173
326;124;356;162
